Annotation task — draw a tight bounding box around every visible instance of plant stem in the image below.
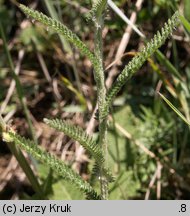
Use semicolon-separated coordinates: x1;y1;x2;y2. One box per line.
0;23;37;143
6;141;43;196
93;1;108;200
98;118;108;200
0;23;42;195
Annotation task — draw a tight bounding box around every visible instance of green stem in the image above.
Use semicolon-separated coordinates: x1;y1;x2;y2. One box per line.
93;1;108;200
98;118;108;200
6;141;43;196
0;23;42;195
0;23;37;143
111;108;120;173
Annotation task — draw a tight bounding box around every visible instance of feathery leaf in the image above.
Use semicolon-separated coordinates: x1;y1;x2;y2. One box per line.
19;4;98;68
92;162;115;183
44;118;104;163
19;4;105;94
87;0;107;21
103;11;180;119
9;132;100;199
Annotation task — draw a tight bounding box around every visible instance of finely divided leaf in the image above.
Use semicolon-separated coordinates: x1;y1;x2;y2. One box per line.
103;11;180;119
44;118;104;162
9;132;100;199
19;4;98;67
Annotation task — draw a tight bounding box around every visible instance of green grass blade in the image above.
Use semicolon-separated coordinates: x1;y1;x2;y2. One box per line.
43;0;83;93
155;50;181;80
0;22;37;142
0;115;42;196
159;92;190;127
0;23;42;195
179;15;190;33
43;0;71;53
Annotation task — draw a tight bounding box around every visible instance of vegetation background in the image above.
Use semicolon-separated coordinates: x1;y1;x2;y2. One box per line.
0;0;190;199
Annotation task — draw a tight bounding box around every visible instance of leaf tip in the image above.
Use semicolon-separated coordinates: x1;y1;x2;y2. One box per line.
43;118;50;124
19;4;26;11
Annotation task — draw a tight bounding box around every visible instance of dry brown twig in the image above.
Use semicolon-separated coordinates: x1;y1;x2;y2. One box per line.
106;0;144;88
156;162;162;200
145;161;162;200
145;166;158;200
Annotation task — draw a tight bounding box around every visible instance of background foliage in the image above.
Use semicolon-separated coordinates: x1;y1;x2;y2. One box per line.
0;0;190;199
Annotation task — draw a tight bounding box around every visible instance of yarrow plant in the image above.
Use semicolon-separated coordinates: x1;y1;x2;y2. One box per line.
1;1;180;199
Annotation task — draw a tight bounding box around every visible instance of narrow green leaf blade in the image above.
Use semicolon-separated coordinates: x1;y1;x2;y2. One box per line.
159;92;190;127
184;0;190;22
155;50;181;80
179;15;190;33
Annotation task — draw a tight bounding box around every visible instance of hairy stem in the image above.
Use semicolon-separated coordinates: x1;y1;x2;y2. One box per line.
93;0;108;200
